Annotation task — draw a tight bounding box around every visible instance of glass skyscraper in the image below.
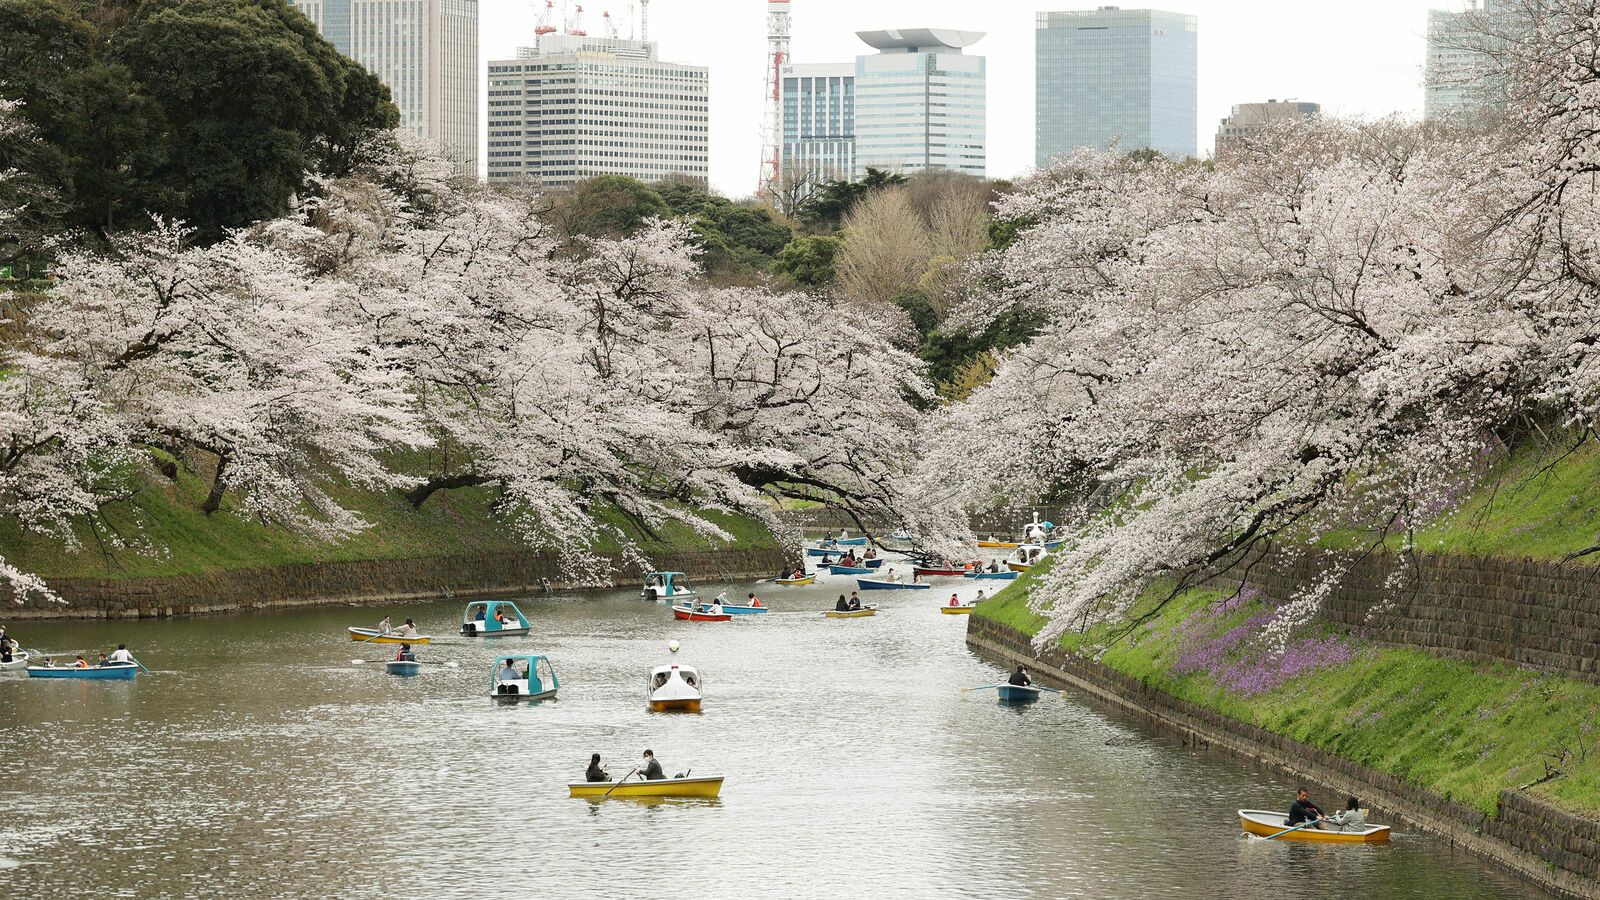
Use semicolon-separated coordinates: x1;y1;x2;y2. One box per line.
1424;2;1503;120
852;29;986;179
1035;7;1197;166
780;63;856;184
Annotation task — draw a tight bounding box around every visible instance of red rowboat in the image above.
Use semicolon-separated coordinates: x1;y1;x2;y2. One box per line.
671;605;732;622
914;567;968;577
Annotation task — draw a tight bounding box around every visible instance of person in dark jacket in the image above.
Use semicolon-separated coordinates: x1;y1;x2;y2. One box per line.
641;749;665;781
1007;665;1031;686
585;753;609;782
836;595;850;612
1287;788;1324;827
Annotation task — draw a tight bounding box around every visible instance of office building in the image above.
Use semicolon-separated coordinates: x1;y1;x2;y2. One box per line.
852;29;986;179
292;0;478;168
1214;99;1320;152
485;34;710;188
1424;2;1503;119
1035;7;1198;165
780;63;855;184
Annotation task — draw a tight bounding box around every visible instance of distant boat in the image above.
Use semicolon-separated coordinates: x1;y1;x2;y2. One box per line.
823;606;877;618
0;651;31;673
864;558;886;568
385;659;423;677
718;602;768;615
967;571;1020;581
643;572;698;603
856;579;931;591
490;654;559;701
914;566;967;577
940;604;976;615
347;627;433;645
825;536;869;547
774;575;815;585
569;775;723;799
648;662;702;712
27;663;138;680
1238;809;1390;843
460;600;532;637
672;605;731;622
976;540;1020;549
829;565;872;575
996;683;1041;702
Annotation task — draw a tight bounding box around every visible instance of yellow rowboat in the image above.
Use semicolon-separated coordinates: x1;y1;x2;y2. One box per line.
774;576;815;585
1006;562;1032;572
569;775;724;799
940;605;976;614
977;540;1020;549
347;627;433;645
823;607;877;618
1238;809;1390;843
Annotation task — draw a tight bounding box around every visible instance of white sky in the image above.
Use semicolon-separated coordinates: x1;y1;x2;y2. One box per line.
480;0;1475;198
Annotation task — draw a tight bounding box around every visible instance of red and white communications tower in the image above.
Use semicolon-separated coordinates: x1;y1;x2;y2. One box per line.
759;0;791;194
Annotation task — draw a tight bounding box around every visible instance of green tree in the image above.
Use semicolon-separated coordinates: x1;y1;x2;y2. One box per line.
772;233;842;287
550;175;668;239
796;167;908;231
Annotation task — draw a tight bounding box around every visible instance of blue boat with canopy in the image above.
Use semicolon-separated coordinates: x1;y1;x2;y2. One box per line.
642;572;698;603
490;654;559;701
461;600;531;637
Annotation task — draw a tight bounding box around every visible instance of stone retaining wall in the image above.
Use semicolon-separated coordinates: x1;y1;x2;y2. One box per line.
966;615;1600;899
1224;550;1600;683
7;548;787;620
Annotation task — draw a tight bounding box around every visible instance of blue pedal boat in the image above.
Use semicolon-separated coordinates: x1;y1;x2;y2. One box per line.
461;600;531;637
27;662;138;680
856;579;931;591
490;654;559;701
829;565;872;575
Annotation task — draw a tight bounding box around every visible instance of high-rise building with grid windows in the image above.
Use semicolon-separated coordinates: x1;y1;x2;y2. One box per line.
485;35;710;188
292;0;478;169
780;63;855;184
1035;7;1197;166
851;29;986;179
1424;2;1503;120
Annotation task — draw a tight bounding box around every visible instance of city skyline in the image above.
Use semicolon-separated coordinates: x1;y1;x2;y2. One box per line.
479;0;1477;196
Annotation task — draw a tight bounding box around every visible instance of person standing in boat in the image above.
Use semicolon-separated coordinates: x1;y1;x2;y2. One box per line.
641;749;665;780
1008;665;1031;687
1287;788;1325;828
586;753;610;782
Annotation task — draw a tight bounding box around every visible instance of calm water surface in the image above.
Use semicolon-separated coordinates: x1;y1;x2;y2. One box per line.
0;577;1550;898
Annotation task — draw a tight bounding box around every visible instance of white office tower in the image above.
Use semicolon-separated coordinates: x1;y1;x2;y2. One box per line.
293;0;479;169
852;29;986;179
485;34;710;188
760;0;792;193
1424;1;1504;120
780;62;855;184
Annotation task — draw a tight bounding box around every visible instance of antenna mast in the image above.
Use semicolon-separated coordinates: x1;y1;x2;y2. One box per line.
760;0;791;194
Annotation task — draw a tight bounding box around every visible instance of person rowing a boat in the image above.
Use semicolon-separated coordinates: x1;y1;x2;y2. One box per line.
848;592;862;610
376;616;393;635
394;618;419;639
1008;665;1032;687
641;749;665;780
1287;788;1325;829
107;644;133;664
395;644;417;662
496;659;521;684
586;753;610;782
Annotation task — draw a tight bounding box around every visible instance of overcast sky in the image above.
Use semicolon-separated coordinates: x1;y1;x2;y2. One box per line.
481;0;1474;197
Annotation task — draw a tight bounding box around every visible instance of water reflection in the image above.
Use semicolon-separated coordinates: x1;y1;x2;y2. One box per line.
0;579;1550;898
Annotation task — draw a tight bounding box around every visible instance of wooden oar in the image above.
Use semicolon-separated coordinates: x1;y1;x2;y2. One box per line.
1251;818;1324;841
129;655;154;675
603;767;640;797
350;658;459;667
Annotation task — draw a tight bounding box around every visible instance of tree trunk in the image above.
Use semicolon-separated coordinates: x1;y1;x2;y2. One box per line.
404;472;493;509
201;452;230;515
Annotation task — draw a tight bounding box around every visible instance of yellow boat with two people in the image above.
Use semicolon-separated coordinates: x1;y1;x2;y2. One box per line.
774;575;816;585
569;774;724;799
1238;809;1390;843
347;618;433;644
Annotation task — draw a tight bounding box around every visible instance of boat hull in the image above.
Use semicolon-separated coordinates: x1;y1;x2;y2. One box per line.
720;605;768;615
829;537;868;546
1238;810;1391;843
460;623;532;637
941;605;976;614
27;663;138;680
491;686;558;701
648;697;702;712
347;628;433;645
824;607;877;618
967;571;1020;580
996;683;1041;702
385;661;422;677
977;540;1019;549
864;558;885;568
914;567;967;577
828;565;871;575
671;606;731;622
774;576;815;585
569;775;724;799
0;652;30;672
1006;562;1033;573
856;579;931;590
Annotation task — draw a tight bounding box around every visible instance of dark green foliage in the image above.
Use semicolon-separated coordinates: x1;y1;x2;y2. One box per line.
920;307;1040;390
893;288;938;337
796;167;907;230
772;233;841;287
0;0;398;245
552;174;669;238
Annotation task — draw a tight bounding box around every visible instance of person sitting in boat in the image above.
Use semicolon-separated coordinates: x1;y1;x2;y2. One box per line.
1008;665;1032;687
395;644;417;662
107;644;133;664
641;749;665;781
746;592;761;608
496;659;521;684
0;642;12;664
72;655;89;668
1286;788;1325;828
96;652;110;666
376;616;393;634
836;595;850;612
493;609;512;626
1327;797;1365;829
707;599;724;615
949;594;962;607
586;753;610;783
864;548;877;560
987;559;1001;573
474;606;487;622
840;552;857;567
394;618;420;638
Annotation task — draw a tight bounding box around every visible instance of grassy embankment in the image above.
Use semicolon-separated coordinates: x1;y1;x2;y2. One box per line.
976;437;1600;817
0;462;777;579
